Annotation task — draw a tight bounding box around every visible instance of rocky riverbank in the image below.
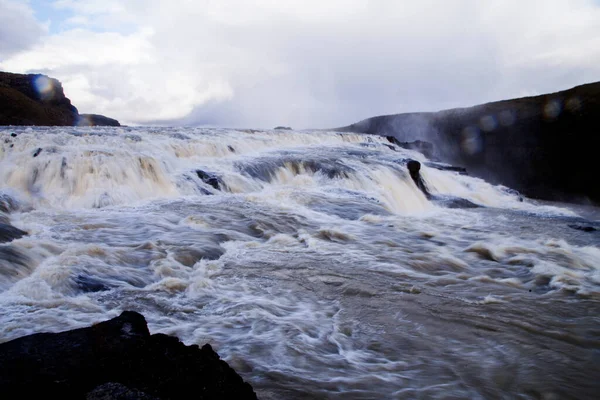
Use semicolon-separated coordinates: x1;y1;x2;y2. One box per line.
0;71;119;127
337;82;600;205
0;311;257;400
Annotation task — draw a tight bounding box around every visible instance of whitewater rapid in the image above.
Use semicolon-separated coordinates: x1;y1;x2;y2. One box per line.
1;127;599;399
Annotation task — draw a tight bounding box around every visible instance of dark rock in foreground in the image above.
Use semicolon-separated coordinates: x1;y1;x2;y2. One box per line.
0;71;119;126
338;81;600;205
0;311;257;400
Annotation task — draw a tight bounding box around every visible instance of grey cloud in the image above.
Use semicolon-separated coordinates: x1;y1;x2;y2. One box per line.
0;1;45;60
3;0;600;129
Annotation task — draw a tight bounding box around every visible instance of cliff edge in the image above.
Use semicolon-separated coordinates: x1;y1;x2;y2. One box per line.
0;71;119;126
337;82;600;204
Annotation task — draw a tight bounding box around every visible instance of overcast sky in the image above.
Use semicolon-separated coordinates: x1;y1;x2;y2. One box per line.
1;0;599;127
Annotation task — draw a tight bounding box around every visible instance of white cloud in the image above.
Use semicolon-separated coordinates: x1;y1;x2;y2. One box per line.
0;0;46;60
1;0;600;127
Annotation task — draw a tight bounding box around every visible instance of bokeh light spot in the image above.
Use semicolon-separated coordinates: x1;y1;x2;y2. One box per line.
461;126;482;155
543;99;562;119
480;115;497;132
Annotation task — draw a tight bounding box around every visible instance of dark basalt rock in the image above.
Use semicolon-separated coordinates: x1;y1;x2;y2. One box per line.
387;136;435;158
0;311;257;400
406;159;430;198
0;223;27;243
78;114;121;127
86;382;160;400
0;194;19;214
195;170;223;190
568;224;597;232
430;195;481;209
74;275;112;293
338;81;600;205
0;71;119;126
425;162;468;175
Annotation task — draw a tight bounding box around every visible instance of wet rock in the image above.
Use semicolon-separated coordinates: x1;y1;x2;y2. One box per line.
274;126;292;130
74;275;112;293
0;194;19;213
425;162;468;175
86;382;160;400
33;148;42;157
386;137;435;158
568;224;597;232
169;133;190;140
77;114;121;127
10;133;17;137
195;170;223;190
0;311;257;400
430;195;481;209
0;247;32;284
0;223;27;243
407;159;430;198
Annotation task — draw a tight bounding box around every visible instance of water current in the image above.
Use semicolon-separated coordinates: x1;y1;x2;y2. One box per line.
1;127;599;399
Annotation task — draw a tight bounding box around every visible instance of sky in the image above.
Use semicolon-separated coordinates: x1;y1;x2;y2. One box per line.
1;0;600;128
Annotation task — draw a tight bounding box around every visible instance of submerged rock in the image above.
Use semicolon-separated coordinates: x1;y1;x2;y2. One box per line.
0;223;27;243
195;170;223;190
568;224;597;232
0;311;257;400
430;195;481;209
425;162;468;175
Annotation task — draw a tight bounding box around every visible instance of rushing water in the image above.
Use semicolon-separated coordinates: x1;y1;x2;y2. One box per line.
1;126;599;399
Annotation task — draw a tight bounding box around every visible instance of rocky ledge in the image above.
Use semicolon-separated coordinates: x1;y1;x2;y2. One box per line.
337;81;600;205
0;311;257;400
0;71;119;126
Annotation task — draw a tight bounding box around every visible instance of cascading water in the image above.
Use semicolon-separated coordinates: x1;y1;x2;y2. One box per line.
1;126;598;399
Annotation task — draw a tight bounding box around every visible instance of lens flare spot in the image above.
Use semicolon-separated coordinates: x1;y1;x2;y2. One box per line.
33;75;56;101
565;97;581;113
498;110;515;126
461;126;482;155
479;115;497;132
543;99;562;119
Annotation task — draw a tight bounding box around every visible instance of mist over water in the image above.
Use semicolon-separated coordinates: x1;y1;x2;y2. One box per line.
1;127;599;399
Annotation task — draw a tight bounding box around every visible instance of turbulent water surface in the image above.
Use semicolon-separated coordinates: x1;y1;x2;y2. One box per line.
1;127;599;399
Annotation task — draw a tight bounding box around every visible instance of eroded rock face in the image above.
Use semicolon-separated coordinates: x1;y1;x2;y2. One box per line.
338;81;600;205
0;71;119;127
78;114;121;127
0;311;257;400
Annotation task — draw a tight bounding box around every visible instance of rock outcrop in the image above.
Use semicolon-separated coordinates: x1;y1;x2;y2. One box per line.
337;82;600;205
0;311;257;400
78;114;121;127
0;71;119;126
